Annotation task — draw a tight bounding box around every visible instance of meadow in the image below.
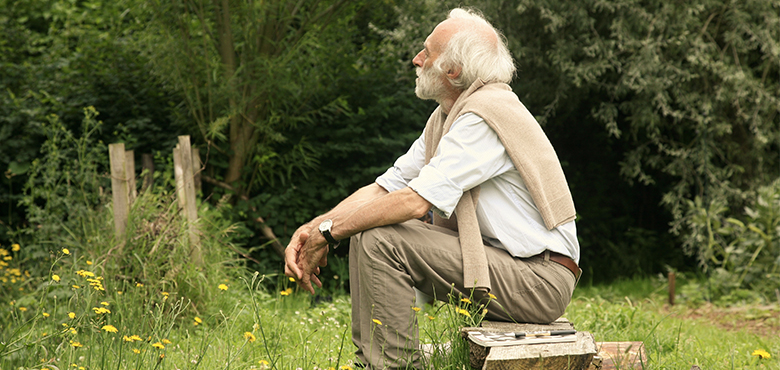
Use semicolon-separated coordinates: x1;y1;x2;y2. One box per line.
2;245;778;370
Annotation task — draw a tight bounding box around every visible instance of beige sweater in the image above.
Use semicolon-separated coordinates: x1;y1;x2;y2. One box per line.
423;79;576;291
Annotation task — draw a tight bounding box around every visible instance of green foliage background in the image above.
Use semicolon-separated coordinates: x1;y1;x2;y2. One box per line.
1;0;778;294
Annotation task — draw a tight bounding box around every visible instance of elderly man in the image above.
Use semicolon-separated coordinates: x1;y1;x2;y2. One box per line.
285;7;580;369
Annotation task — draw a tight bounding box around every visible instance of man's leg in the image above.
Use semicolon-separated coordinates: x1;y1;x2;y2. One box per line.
349;220;576;369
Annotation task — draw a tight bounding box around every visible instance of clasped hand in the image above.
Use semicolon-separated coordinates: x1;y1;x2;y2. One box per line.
284;227;329;295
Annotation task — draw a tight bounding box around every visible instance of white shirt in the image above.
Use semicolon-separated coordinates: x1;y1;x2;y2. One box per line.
376;113;580;263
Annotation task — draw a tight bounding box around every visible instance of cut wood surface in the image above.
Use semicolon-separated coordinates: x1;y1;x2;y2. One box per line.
462;320;597;370
589;342;646;370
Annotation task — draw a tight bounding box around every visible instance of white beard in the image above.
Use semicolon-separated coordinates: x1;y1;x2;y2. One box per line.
415;66;447;101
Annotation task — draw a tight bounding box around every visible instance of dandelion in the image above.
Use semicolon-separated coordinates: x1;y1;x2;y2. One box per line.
372;319;382;326
129;334;142;341
100;301;109;306
70;340;83;348
339;366;354;370
427;315;435;320
412;306;421;312
136;283;143;287
280;288;293;296
161;338;172;344
193;317;202;326
101;325;118;333
69;328;77;335
218;284;228;291
68;312;76;319
243;331;256;342
132;349;141;354
52;275;61;282
86;260;93;265
457;308;471;317
43;312;50;318
18;307;27;312
488;293;497;300
72;285;80;289
11;244;20;252
123;335;134;342
460;298;472;304
288;276;296;282
62;248;70;255
752;349;771;359
92;307;111;314
152;342;165;349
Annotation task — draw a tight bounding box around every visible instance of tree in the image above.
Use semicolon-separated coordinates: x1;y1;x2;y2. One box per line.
136;0;355;195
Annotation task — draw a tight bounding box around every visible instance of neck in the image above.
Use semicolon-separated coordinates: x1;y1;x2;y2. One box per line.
438;89;463;115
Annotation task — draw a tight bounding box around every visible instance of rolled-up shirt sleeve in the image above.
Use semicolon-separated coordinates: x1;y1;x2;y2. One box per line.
375;131;427;192
408;113;511;218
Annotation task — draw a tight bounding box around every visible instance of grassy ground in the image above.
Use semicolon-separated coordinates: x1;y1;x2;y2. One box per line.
2;263;778;369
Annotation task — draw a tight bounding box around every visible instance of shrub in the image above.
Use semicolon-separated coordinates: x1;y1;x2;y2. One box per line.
681;179;780;303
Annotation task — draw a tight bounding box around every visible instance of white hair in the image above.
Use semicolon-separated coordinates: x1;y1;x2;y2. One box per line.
434;8;516;89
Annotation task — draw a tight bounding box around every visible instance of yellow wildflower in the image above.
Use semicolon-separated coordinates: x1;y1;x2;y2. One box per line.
258;360;270;366
18;307;27;312
427;315;435;320
412;306;422;312
372;319;382;326
457;308;471;317
488;293;497;300
11;244;20;252
62;248;70;255
218;284;228;291
132;348;141;354
72;285;80;289
101;325;118;333
194;316;202;326
43;312;50;318
0;248;6;256
280;288;293;296
136;283;143;287
340;366;354;370
151;342;165;349
288;277;295;282
68;312;76;319
460;298;471;304
52;275;61;282
129;334;142;341
753;349;771;359
100;301;109;306
92;307;111;314
69;328;77;335
69;340;83;348
243;331;256;342
123;335;134;342
86;260;93;265
161;338;172;344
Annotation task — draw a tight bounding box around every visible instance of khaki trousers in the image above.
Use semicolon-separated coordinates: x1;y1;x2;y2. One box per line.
349;220;576;369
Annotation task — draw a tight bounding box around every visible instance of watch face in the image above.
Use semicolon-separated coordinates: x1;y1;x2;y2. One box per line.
319;219;333;233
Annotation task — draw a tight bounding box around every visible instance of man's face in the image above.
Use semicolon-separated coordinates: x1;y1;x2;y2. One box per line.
412;21;455;101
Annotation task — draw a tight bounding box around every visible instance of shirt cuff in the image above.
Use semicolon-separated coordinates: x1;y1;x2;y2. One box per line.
408;165;463;218
375;167;409;193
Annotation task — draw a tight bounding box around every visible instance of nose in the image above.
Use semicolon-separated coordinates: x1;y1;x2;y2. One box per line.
413;49;424;68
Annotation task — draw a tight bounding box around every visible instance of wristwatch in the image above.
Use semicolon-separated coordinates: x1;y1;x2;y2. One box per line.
318;219;340;248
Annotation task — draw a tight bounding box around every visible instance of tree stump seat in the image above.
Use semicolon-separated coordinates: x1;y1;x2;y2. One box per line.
460;319;598;370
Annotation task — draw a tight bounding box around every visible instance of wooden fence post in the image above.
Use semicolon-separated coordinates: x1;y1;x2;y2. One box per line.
192;147;201;193
109;143;129;241
141;153;154;192
175;136;202;265
125;150;136;204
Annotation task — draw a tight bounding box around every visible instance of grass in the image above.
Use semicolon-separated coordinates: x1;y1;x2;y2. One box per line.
3;261;779;369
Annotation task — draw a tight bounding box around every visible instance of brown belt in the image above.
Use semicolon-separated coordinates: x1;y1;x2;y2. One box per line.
548;251;581;280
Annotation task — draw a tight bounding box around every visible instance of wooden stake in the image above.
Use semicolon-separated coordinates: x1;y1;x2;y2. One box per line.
141;153;154;192
125;150;136;205
109;143;129;240
178;136;202;265
668;272;676;306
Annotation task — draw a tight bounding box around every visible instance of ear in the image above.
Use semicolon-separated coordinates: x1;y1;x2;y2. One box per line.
446;66;461;79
